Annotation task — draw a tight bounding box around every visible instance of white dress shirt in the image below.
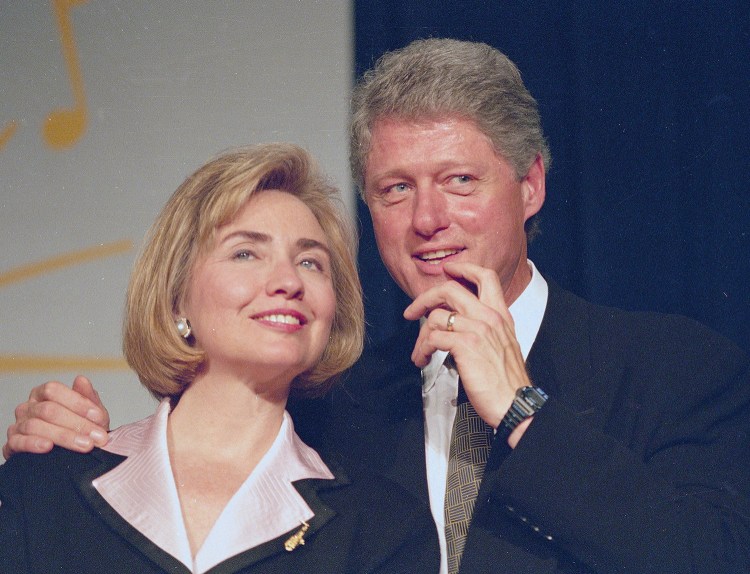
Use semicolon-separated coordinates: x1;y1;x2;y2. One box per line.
422;260;548;573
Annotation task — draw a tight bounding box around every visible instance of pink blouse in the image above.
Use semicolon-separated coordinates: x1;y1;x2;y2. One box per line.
93;400;333;573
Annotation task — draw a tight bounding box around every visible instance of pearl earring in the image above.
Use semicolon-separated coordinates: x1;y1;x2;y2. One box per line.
175;318;192;339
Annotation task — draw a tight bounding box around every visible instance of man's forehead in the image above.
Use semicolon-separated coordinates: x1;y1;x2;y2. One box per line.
368;115;497;151
370;113;476;132
365;116;505;171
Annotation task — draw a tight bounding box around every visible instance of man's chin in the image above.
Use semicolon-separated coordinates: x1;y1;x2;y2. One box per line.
400;276;450;300
401;273;481;301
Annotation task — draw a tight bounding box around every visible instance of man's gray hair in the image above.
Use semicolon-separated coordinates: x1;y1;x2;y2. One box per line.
350;38;551;195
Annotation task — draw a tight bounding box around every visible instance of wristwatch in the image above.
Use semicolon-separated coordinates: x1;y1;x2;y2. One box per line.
499;386;548;437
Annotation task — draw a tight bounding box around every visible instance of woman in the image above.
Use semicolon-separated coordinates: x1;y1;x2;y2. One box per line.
0;144;438;573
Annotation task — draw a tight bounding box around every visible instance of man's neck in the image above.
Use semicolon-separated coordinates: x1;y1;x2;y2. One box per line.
503;255;533;307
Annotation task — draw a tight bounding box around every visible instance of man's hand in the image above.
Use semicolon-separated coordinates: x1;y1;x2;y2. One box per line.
3;375;110;460
403;262;532;438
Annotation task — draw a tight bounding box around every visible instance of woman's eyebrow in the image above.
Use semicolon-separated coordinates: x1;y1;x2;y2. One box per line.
219;231;330;256
220;230;271;244
297;238;331;256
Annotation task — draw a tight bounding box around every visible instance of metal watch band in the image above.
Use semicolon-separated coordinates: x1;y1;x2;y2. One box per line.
500;386;548;436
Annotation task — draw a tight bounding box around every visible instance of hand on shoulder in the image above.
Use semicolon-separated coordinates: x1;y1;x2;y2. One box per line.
3;375;110;460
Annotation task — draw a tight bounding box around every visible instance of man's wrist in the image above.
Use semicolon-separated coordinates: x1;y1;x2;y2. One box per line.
507;417;533;449
499;386;548;440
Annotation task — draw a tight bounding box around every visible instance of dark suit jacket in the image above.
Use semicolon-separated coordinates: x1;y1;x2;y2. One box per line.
0;444;439;573
292;282;750;573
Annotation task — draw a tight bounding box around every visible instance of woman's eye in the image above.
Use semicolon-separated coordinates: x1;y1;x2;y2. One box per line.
233;249;255;260
299;258;323;272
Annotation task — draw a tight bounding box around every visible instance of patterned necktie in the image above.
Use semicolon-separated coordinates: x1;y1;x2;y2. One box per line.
444;380;493;574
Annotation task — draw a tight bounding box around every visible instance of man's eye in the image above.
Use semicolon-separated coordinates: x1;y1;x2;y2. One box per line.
386;183;410;194
445;174;477;195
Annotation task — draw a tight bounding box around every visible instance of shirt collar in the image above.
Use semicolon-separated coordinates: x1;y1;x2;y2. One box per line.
95;400;333;573
512;259;548;361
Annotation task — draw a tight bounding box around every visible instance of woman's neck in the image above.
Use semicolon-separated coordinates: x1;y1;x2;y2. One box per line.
166;371;291;556
169;371;288;458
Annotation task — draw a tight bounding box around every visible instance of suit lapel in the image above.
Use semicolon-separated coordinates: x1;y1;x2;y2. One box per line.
196;475;346;574
527;281;628;427
326;318;430;506
73;448;192;572
71;449;348;573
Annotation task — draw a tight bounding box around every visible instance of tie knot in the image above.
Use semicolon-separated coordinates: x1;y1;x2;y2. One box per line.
444;353;457;372
456;381;469;406
444;355;467;405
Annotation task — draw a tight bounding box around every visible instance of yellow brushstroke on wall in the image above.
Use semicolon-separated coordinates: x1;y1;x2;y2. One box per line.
0;355;129;372
0;240;133;288
44;0;90;149
1;239;134;372
0;121;18;150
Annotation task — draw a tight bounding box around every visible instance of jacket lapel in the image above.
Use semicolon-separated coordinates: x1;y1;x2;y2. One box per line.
71;449;349;574
197;475;347;574
527;281;628;427
324;318;430;506
73;448;192;573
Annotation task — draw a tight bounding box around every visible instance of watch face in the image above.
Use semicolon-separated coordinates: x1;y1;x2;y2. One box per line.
502;387;548;436
520;387;548;409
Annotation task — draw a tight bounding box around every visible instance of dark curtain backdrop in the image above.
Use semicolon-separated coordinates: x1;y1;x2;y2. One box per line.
354;1;750;353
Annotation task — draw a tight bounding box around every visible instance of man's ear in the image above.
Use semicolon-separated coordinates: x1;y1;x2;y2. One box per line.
521;153;546;221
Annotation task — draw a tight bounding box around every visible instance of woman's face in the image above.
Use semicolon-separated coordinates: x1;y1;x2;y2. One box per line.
181;190;336;387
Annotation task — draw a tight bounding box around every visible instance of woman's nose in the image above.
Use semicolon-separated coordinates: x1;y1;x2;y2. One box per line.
266;260;304;299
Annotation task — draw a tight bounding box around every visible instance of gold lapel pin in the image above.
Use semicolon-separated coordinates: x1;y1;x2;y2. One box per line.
284;521;310;552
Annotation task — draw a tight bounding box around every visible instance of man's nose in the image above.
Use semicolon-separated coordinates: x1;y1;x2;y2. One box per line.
411;186;449;237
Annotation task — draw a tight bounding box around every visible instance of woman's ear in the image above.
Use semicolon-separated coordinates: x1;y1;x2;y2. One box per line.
175;317;192;339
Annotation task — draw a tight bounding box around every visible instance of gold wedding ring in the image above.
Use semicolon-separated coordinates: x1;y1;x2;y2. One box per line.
446;311;457;332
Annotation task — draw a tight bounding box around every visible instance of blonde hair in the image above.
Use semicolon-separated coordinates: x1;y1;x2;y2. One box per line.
123;143;364;399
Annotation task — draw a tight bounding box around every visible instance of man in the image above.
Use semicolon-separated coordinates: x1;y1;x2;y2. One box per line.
5;39;750;573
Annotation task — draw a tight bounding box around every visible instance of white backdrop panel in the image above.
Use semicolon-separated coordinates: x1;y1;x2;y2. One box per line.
0;0;353;436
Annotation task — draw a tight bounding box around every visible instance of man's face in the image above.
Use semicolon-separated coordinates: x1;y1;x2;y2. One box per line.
363;116;545;303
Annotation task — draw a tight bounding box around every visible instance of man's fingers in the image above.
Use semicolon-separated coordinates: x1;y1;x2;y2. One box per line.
14;414;102;452
23;400;108;443
443;262;514;325
4;423;54;459
3;379;110;459
4;417;88;461
28;380;109;427
444;261;504;301
404;280;474;320
72;375;110;427
409;308;458;366
72;375;99;402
